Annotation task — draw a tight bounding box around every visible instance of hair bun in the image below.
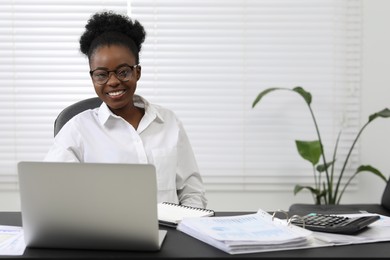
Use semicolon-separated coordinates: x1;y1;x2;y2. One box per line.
79;11;146;56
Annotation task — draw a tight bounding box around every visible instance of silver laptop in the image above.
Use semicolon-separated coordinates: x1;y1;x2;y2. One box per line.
17;161;167;251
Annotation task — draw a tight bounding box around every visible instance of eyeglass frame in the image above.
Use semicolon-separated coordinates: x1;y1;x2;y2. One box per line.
89;64;139;85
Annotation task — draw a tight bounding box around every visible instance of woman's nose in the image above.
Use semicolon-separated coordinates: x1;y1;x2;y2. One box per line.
106;71;121;86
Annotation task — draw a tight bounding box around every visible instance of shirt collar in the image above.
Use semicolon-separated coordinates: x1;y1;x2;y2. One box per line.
97;94;164;125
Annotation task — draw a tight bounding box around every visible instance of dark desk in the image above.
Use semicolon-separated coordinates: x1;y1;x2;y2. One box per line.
1;211;389;259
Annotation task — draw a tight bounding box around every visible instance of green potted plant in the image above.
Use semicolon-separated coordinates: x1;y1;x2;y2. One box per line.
252;86;390;205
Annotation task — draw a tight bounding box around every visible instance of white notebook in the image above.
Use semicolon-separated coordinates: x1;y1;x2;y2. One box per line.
158;202;215;227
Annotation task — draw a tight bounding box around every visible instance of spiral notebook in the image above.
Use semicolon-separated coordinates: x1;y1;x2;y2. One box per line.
157;202;215;227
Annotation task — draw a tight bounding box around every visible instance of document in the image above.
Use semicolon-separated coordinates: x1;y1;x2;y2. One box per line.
0;225;25;255
177;209;390;255
177;209;326;254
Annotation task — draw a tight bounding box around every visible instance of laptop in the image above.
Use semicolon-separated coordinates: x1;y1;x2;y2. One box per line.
17;161;167;251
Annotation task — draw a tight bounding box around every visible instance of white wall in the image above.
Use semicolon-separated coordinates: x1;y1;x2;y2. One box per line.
358;0;390;205
0;0;389;212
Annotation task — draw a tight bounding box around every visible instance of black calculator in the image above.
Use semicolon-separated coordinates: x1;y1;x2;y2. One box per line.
290;213;380;234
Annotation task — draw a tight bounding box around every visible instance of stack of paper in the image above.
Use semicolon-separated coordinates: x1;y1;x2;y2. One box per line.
176;209;317;254
0;225;25;255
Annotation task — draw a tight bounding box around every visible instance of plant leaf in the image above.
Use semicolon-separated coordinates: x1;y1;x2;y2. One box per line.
355;165;388;182
368;108;390;122
316;161;334;173
295;140;322;166
292;86;312;105
252;87;283;108
294;184;322;195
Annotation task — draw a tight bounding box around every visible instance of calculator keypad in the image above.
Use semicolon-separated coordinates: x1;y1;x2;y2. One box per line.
303;214;352;227
290;213;380;234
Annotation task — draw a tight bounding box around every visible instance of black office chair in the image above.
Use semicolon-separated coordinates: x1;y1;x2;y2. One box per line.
53;97;102;137
381;178;390;211
289;178;390;216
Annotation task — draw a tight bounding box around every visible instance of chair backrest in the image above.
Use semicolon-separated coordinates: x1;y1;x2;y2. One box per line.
54;97;102;137
381;178;390;211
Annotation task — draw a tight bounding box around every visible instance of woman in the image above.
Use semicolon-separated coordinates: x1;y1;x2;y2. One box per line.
44;11;207;208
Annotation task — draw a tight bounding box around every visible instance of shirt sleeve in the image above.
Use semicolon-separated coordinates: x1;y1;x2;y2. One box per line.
175;120;208;208
43;121;82;162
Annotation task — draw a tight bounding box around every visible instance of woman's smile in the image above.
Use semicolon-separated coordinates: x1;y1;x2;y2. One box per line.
107;89;127;98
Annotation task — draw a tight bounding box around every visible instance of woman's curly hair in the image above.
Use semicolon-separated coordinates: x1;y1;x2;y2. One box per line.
79;11;146;63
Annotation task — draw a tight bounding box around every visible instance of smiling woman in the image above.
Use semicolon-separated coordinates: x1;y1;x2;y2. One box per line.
43;10;208;209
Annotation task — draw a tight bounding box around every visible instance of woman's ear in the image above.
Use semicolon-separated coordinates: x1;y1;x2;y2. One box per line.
136;65;141;80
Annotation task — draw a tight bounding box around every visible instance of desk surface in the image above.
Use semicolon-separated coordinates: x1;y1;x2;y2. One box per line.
0;211;389;259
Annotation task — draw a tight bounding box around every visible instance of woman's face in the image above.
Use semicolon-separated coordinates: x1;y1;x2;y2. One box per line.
89;45;141;112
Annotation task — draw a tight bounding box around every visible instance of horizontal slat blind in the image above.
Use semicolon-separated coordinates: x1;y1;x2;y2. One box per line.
130;0;362;191
0;0;362;192
0;0;127;189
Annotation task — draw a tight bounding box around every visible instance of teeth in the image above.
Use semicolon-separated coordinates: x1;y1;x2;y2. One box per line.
108;90;124;96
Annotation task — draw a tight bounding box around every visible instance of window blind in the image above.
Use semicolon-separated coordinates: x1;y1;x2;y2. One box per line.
130;0;362;191
0;0;128;190
0;0;362;192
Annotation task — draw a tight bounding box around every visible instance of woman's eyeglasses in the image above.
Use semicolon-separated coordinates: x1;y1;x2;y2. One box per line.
89;64;138;85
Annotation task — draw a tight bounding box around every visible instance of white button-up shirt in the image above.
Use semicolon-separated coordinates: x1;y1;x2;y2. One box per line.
44;95;207;208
